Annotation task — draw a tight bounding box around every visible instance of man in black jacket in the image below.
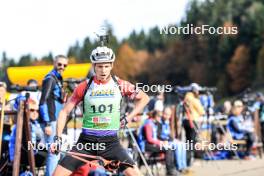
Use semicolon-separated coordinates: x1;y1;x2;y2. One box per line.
39;55;68;176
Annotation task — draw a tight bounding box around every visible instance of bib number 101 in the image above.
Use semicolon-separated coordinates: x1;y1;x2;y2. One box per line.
91;104;113;113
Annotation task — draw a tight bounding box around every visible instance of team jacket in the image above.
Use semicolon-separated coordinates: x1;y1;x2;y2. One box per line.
39;69;64;122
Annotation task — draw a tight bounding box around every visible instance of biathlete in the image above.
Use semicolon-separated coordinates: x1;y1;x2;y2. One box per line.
51;45;149;176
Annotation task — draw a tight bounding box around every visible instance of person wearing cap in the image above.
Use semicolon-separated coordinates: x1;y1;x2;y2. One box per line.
52;46;149;176
182;83;205;166
14;79;42;110
184;83;205;122
227;100;255;158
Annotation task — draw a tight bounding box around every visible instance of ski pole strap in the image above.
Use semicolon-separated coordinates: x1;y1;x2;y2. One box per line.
120;115;128;128
61;151;134;172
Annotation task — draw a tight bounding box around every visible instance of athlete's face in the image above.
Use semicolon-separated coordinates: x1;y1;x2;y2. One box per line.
94;63;113;81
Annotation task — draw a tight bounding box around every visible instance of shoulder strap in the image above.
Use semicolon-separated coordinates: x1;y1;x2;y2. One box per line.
82;75;124;114
82;76;94;113
50;73;63;89
111;75;122;95
85;76;94;95
47;73;64;103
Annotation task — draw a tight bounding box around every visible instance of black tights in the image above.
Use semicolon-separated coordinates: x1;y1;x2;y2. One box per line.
183;119;196;166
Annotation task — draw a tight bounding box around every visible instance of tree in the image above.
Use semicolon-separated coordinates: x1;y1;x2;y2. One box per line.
80;37;94;62
227;45;251;93
146;26;167;52
41;52;54;64
126;29;147;50
67;41;81;60
113;43;136;81
1;51;8;68
256;45;264;84
18;54;33;66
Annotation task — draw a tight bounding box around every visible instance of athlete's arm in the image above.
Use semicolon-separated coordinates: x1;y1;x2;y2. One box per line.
126;90;149;122
56;100;75;137
118;79;149;122
56;81;87;137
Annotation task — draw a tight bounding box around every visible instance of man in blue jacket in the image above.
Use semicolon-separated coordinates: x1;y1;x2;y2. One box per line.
39;55;68;176
158;107;187;172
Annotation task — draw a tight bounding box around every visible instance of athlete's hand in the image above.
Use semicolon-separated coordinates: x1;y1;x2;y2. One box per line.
120;115;129;128
50;136;62;155
162;141;169;146
44;126;52;136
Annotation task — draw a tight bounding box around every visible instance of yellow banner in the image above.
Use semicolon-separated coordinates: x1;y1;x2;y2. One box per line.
7;63;91;86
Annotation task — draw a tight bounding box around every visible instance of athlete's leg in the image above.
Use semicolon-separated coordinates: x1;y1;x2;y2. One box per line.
123;165;141;176
55;133;94;175
52;165;72;176
99;137;139;175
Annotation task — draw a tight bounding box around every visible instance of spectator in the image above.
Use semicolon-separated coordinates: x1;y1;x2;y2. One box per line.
251;92;264;148
223;101;232;116
14;79;41;110
154;92;165;117
211;100;232;145
200;92;215;114
138;110;177;176
39;55;69;176
227;100;255;158
182;83;205;166
158;107;187;172
0;82;11;111
24;79;41;105
9;99;46;167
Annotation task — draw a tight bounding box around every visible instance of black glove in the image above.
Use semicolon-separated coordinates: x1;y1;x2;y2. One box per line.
53;135;62;155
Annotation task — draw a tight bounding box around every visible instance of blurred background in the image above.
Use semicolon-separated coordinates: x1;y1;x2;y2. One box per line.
1;1;264;175
1;0;264;98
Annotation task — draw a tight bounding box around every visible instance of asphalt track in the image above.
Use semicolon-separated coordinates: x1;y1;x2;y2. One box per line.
140;157;264;176
189;158;264;176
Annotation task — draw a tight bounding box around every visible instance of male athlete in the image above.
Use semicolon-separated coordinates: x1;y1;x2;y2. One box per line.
52;46;149;176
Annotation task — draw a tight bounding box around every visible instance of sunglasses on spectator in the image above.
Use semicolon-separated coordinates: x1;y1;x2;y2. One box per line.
57;63;68;68
29;109;38;112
